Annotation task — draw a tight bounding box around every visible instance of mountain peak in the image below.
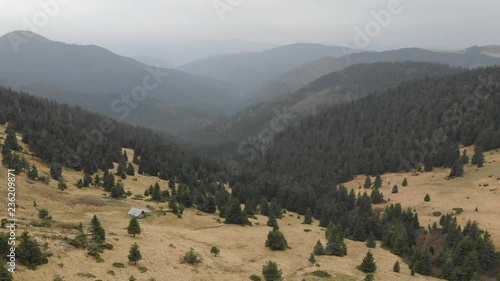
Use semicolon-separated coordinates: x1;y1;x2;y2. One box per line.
1;30;51;43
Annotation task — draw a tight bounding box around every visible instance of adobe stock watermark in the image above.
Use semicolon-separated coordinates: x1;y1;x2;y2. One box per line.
340;0;411;63
213;0;245;21
7;0;72;53
226;107;300;176
65;66;170;168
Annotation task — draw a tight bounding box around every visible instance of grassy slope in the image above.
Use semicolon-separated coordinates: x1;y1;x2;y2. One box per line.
0;125;477;281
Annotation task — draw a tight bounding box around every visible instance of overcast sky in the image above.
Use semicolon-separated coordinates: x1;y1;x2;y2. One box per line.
1;0;499;58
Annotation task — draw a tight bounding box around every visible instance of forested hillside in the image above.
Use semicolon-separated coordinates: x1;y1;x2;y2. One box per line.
188;62;461;148
0;88;223;183
231;66;500;196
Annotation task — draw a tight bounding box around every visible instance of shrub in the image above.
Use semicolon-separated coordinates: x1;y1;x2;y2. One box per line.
112;262;125;268
210;246;220;257
183;248;201;265
393;261;400;273
310;270;331;278
249;275;262;281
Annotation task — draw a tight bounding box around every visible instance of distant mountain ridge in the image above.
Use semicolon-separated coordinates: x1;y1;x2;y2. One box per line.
251;47;500;104
178;43;361;96
0;31;240;135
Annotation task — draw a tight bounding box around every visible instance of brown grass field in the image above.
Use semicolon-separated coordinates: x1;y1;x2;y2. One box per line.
0;125;498;281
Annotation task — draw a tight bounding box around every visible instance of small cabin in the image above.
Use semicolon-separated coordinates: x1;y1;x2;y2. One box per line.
128;207;152;219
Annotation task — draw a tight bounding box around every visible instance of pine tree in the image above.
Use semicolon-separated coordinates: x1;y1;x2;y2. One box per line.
265;229;288;251
4;125;20;151
471;146;484;167
244;198;257;216
94;174;101;187
122;150;128;162
17;232;46;268
424;154;434;172
358;250;377;273
117;162;127;179
111;182;126;198
370;188;384;204
303;207;313;224
373;175;382;188
424;194;431;202
313;240;326;255
260;197;269;216
127;217;141;237
402;178;408;187
50;162;63;180
126;163;135;176
366;232;376;248
83;173;92;187
308;253;316;264
449;160;464;177
461;149;469;164
90;215;106;243
128;243;142;265
267;212;278;228
363;176;372;189
393;261;400;273
262;261;283;281
391;185;399;194
225;197;248;225
326;232;347;256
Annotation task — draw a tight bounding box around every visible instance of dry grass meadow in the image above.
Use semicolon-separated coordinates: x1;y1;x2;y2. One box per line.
1;125;498;281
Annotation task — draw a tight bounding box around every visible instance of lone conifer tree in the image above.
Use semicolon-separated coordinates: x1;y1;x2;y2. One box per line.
393;260;400;273
303;207;313;224
358;250;377;273
471;146;484;167
17;232;46;268
326;232;347;256
424;194;431;202
265;229;288;251
262;261;283;281
90;215;106;243
402;177;408;187
126;163;135;176
127;217;141;237
128;243;142;265
391;185;399;194
0;262;12;281
313;240;326;255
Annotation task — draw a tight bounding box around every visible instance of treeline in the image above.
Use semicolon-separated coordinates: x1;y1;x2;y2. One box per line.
0;88;224;184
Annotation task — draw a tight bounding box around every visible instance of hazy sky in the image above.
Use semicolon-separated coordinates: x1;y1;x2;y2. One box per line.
1;0;499;58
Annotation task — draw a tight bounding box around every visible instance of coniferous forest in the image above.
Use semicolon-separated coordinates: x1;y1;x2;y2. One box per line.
1;67;500;280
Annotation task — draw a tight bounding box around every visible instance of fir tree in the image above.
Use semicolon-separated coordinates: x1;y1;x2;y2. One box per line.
308;253;316;264
50;162;63;180
363;175;372;189
90;215;106;243
303;207;313;224
262;261;283;281
4;125;20;151
244;198;257;216
267;212;278;228
424;194;431;202
313;240;326;255
17;232;46;269
260;197;269;216
128;243;142;265
366;232;376;248
471;146;484;167
83;173;92;187
225;197;248;225
127;217;141;237
393;261;400;273
391;185;399;194
326;232;347;256
358;250;377;273
461;149;469;164
402;177;408;187
449;160;464;177
370;188;384;204
111;182;126;198
265;229;288;251
126;163;135;176
373;175;382;188
122;150;128;162
0;262;13;281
